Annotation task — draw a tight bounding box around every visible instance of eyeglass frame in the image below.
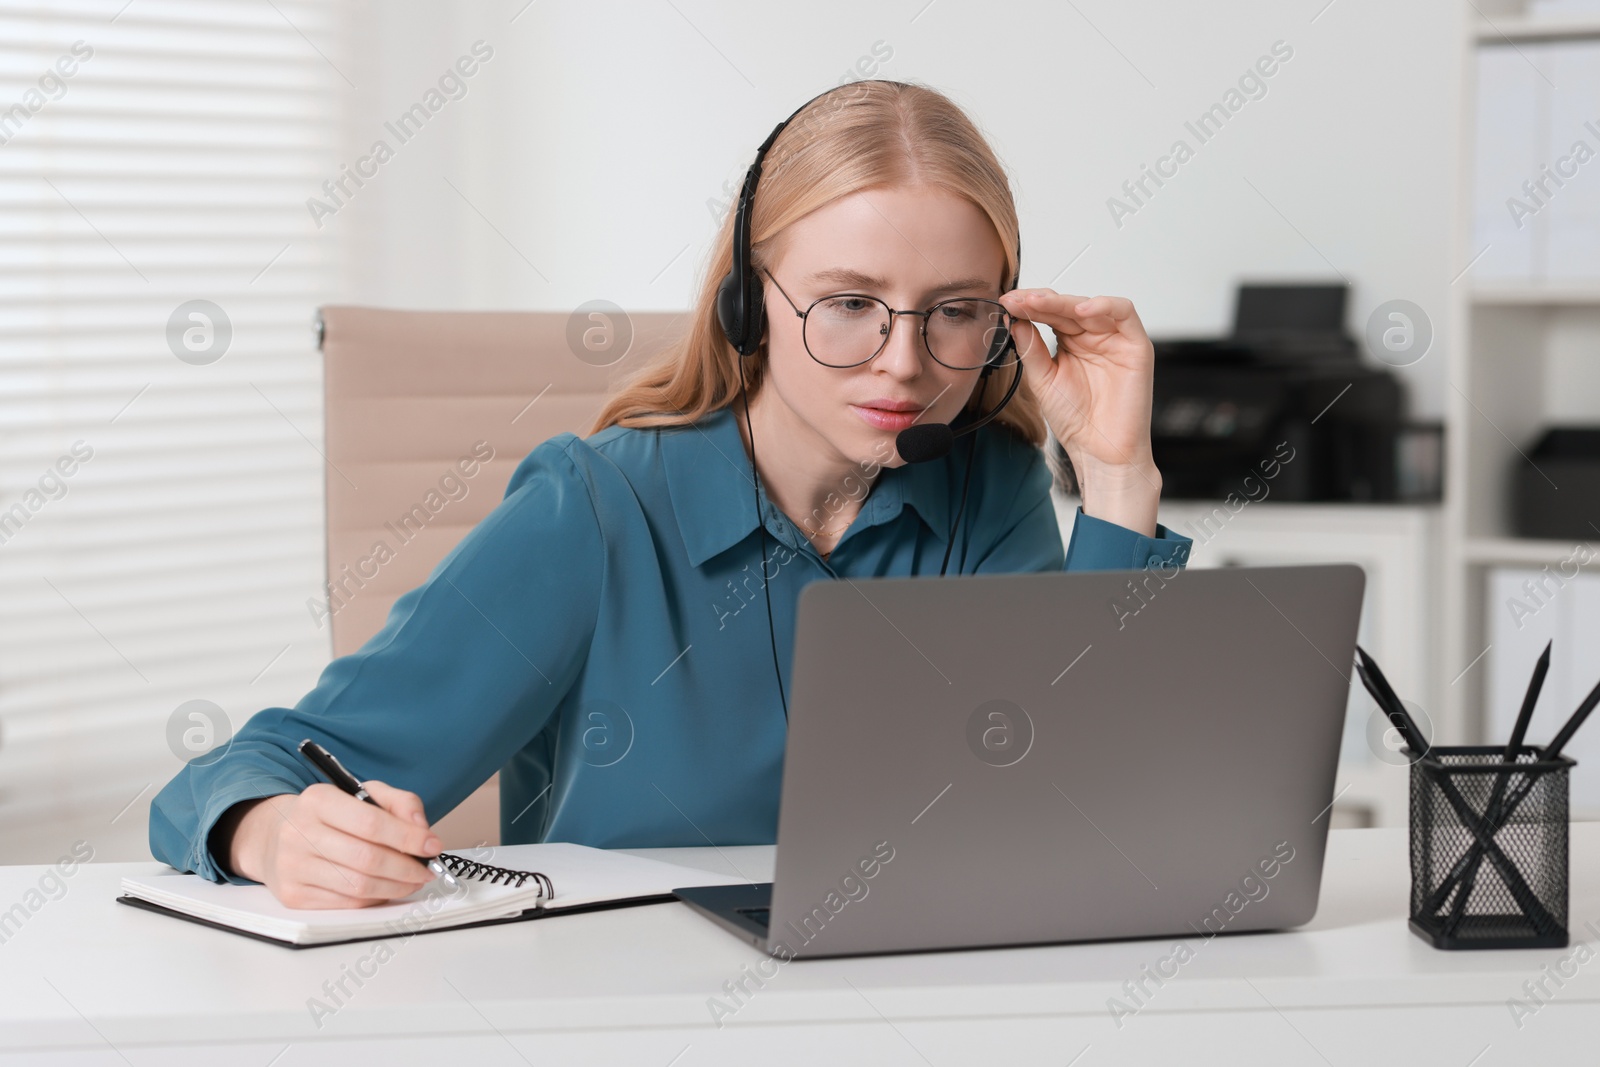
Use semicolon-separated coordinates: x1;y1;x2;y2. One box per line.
760;267;1016;371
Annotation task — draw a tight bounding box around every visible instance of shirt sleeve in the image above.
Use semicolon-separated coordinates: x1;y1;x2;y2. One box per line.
147;436;605;884
1062;505;1194;572
971;438;1193;574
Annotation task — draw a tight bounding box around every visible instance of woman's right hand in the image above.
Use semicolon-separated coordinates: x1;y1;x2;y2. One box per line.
217;781;444;908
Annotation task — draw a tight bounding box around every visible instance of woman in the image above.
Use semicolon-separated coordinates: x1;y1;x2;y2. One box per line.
149;80;1192;908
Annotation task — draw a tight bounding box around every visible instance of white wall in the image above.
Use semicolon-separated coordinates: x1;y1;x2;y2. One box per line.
328;0;1466;418
0;0;1469;864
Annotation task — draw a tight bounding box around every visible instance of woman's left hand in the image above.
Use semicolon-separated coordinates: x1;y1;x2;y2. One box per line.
997;289;1162;533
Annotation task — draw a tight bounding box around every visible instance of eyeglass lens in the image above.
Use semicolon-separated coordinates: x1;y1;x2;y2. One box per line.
804;296;1016;369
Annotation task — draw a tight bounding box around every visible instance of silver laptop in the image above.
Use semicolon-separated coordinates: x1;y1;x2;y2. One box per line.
675;562;1366;958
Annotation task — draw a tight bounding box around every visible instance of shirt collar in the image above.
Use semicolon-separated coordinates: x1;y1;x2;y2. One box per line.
660;405;952;568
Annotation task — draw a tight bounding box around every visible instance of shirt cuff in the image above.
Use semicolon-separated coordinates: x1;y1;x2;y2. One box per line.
1063;504;1194;572
191;778;306;885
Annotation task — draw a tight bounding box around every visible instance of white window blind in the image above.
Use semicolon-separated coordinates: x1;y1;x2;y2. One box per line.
0;0;345;861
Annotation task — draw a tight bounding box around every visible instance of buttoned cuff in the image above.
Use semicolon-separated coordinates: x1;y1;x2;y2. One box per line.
1063;504;1194;572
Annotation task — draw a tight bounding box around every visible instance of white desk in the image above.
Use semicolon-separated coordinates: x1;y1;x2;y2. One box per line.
3;826;1598;1065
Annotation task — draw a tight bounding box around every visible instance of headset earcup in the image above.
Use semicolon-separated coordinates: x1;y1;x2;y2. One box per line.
744;277;766;357
716;269;746;354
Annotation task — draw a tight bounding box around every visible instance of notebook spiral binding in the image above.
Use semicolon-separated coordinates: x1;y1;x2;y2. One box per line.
437;852;554;899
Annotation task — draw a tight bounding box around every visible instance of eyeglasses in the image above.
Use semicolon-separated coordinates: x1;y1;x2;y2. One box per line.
763;268;1018;371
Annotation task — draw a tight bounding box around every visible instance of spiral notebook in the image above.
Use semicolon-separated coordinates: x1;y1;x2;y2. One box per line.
116;843;751;948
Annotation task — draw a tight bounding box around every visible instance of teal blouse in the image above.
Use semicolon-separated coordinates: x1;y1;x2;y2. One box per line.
149;405;1194;884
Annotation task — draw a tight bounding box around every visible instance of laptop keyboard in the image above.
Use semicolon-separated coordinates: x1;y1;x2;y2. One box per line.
735;906;770;931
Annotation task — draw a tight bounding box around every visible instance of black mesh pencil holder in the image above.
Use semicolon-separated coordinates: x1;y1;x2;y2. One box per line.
1409;745;1574;950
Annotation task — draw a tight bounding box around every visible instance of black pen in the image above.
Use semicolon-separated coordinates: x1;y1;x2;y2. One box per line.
1539;672;1600;760
297;739;459;890
1442;640;1551;932
1482;638;1552;823
1354;647;1428;755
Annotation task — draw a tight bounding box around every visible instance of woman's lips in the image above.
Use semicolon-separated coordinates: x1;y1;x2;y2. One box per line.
851;404;924;431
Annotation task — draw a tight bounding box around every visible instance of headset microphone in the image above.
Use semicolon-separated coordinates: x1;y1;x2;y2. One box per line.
895;354;1025;465
894;423;955;465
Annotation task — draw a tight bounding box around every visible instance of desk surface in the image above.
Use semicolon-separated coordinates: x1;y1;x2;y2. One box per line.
3;826;1598;1065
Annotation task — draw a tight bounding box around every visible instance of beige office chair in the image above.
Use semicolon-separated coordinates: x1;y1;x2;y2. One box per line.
317;305;691;847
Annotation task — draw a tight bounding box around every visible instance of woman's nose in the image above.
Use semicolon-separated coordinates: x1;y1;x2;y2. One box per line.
874;312;927;378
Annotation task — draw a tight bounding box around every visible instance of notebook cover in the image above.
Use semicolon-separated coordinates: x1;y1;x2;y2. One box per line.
114;891;679;949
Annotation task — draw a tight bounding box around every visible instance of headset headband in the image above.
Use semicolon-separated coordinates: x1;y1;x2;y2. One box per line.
719;79;1021;359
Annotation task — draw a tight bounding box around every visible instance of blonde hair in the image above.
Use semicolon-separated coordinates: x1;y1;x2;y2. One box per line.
590;79;1045;449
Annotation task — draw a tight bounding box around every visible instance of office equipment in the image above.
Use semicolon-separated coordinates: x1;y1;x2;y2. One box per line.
1059;282;1411;503
1354;645;1429;754
1355;650;1566;941
1356;644;1554;930
1445;663;1600;917
1360;639;1600;948
676;562;1365;958
1543;675;1600;756
298;739;461;890
1446;641;1555;934
1232;283;1350;356
1512;426;1600;540
1408;747;1573;949
1394;420;1445;502
1508;641;1551;760
116;843;749;948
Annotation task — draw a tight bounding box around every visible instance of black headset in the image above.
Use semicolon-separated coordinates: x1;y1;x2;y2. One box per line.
714;79;1026;723
717;79;1021;375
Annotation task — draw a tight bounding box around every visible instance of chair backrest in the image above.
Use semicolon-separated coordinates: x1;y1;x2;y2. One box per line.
317;304;691;845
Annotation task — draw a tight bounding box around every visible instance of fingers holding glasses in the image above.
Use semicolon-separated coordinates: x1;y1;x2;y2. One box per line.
999;290;1150;356
994;286;1159;471
1001;290;1092;337
1068;295;1142;337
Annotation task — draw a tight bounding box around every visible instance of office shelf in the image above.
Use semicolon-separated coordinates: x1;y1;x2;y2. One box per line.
1473;12;1600;41
1444;0;1600;766
1464;536;1600;566
1472;281;1600;306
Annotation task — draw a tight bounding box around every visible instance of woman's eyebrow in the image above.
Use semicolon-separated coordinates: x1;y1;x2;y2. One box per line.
807;267;994;295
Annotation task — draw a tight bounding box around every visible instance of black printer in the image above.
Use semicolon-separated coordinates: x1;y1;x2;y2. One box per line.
1052;283;1423;503
1513;427;1600;540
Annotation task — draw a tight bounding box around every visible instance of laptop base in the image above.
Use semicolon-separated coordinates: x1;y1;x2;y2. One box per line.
674;882;773;949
